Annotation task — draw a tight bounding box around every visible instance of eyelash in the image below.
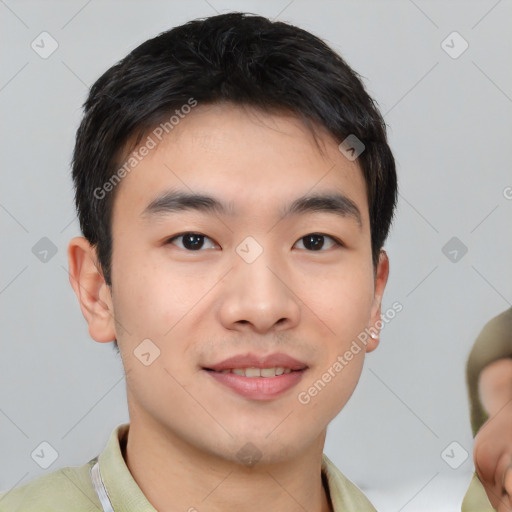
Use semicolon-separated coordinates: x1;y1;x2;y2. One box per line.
165;232;344;252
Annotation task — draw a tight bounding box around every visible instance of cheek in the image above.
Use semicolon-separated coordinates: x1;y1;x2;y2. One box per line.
112;251;197;337
297;341;365;425
302;263;374;335
299;262;373;404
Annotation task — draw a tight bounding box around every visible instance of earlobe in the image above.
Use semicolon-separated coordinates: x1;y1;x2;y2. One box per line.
365;319;381;354
67;236;117;343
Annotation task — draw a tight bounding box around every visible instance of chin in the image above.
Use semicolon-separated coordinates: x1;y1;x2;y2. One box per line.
225;435;304;467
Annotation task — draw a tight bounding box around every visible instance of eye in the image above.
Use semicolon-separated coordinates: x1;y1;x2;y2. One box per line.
294;233;343;251
165;232;343;252
166;232;218;251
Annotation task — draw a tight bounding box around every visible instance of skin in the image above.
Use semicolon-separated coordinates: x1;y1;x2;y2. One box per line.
68;103;389;512
474;358;512;511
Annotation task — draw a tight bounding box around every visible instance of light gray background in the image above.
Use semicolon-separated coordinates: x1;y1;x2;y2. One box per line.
1;1;511;510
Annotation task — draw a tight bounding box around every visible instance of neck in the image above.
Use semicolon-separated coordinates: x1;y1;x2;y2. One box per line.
122;416;333;512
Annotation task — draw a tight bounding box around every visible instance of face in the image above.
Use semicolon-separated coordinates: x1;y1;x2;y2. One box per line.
71;103;388;465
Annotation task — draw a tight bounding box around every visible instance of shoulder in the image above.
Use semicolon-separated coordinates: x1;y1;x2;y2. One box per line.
0;459;100;512
479;307;512;337
467;307;512;365
483;308;512;334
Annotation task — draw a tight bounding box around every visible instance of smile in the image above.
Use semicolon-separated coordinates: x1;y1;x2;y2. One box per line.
203;367;307;400
207;366;296;377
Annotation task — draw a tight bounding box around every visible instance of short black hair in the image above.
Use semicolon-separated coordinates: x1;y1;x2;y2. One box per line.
71;12;398;352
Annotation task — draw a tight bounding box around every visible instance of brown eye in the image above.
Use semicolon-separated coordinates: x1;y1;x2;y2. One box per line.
294;233;342;251
166;232;217;251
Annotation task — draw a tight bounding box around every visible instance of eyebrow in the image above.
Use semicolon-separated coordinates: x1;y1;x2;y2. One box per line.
140;189;362;228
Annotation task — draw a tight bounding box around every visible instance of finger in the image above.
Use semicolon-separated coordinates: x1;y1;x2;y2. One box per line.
497;453;512;492
492;487;512;512
498;503;511;512
497;495;512;512
504;464;512;496
474;438;503;484
480;476;509;510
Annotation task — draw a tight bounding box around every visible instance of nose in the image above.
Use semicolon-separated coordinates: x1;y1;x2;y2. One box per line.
217;249;301;335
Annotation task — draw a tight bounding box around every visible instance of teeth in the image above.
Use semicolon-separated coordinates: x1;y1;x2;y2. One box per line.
217;367;296;377
245;367;261;378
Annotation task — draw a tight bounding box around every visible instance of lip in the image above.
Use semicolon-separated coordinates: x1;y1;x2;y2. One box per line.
202;352;308;401
204;368;307;400
203;352;308;372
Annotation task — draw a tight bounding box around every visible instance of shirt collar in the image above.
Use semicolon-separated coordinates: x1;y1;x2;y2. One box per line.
97;423;156;511
96;422;375;512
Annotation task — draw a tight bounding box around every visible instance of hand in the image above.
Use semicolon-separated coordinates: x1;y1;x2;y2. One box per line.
474;402;512;511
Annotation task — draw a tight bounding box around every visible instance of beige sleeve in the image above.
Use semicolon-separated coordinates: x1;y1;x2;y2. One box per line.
466;307;512;436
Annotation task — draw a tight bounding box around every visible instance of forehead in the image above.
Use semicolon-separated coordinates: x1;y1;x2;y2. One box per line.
111;103;369;228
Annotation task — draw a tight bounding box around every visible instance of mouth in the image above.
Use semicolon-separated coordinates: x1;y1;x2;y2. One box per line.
203;352;308;373
203;367;304;377
202;353;309;400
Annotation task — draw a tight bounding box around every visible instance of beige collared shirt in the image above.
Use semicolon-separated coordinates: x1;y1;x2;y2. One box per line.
0;423;377;511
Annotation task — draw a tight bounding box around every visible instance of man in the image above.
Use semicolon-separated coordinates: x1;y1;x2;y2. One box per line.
0;12;397;511
462;307;512;512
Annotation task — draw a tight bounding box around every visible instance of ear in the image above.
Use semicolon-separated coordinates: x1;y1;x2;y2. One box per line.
365;249;390;353
67;236;117;343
